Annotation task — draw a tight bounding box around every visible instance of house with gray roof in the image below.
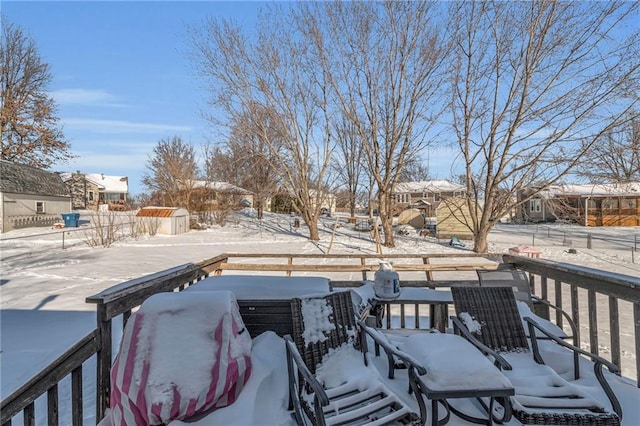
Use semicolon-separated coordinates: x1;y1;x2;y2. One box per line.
0;160;72;233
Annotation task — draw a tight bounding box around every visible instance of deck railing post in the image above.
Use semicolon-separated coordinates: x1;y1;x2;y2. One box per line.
635;302;640;386
588;289;599;355
609;297;621;369
95;303;112;422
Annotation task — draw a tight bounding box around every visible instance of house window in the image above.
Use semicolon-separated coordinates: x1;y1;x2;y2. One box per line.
395;193;410;204
422;191;428;199
621;198;636;209
529;199;541;213
89;191;94;201
434;192;441;202
602;199;618;211
454;190;463;197
36;201;45;214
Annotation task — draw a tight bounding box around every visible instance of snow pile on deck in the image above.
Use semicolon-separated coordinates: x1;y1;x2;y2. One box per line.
300;297;334;346
109;291;252;426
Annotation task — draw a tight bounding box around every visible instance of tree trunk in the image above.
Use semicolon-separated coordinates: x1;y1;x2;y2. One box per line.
378;191;395;248
307;218;320;241
473;226;490;253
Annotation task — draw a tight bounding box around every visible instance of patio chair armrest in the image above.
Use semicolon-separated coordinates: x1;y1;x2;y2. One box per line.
524;317;623;420
530;295;579;345
357;320;427;377
450;316;512;371
284;336;330;407
524;317;619;373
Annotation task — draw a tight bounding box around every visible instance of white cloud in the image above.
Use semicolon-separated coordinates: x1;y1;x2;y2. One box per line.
62;118;193;134
49;89;129;107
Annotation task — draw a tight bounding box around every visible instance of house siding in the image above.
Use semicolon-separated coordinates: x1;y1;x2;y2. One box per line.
436;197;476;240
1;192;71;232
0;161;71;233
66;173;100;210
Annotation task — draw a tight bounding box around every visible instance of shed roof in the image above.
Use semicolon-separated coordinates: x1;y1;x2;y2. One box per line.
0;160;70;197
136;207;188;217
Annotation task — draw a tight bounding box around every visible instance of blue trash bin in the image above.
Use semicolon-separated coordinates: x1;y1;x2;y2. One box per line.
61;213;79;227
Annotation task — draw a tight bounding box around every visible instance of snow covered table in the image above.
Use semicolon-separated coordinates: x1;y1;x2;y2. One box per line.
185;275;331;337
356;282;453;332
402;333;514;426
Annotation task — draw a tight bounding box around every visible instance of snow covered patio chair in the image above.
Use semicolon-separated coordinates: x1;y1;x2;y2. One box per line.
451;286;622;425
476;267;578;346
285;291;422;426
109;291;252;426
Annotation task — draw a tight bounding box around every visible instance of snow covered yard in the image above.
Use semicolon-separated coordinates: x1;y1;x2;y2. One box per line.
1;210;638;425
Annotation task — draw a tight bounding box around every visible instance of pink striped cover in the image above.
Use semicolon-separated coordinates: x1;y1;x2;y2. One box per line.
110;291;252;425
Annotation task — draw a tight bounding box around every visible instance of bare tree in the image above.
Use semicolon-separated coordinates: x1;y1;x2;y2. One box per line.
191;6;335;240
448;1;639;252
1;19;72;168
142;136;200;208
576;113;640;183
398;157;432;183
299;1;449;247
331;118;366;218
205;104;284;219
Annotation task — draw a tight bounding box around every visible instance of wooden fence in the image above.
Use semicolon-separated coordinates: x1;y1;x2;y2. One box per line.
1;252;638;426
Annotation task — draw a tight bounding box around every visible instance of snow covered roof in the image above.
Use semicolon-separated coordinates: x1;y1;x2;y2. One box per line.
543;182;640;198
191;180;252;194
59;172;128;193
395;180;465;193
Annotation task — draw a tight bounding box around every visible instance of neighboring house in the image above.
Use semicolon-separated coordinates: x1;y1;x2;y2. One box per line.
518;182;640;227
0;160;71;233
266;188;336;214
308;189;336;213
393;180;466;217
190;181;254;210
60;172;129;211
136;206;190;235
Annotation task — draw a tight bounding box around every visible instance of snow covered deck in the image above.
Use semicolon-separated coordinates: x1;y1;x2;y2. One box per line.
1;252;639;426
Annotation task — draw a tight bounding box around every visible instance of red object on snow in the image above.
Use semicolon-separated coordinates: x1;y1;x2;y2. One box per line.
110;291;252;425
508;245;542;258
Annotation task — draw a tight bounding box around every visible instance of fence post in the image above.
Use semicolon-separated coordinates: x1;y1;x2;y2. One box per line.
95;303;112;422
62;232;65;250
587;233;592;249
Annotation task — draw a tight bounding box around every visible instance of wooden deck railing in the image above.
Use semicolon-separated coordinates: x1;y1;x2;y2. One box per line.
1;252;638;426
503;254;640;386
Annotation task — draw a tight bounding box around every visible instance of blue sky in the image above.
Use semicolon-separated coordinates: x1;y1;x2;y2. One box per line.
3;1;265;195
4;1;464;196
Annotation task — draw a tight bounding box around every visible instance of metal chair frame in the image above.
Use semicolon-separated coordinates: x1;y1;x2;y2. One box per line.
451;286;622;426
284;291;422;426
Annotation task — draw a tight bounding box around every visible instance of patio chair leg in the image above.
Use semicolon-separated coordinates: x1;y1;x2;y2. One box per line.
431;400;451;426
474;396;512;424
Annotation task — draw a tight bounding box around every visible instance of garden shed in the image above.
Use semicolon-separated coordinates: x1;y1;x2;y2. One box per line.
136;207;189;236
435;197;477;240
397;208;425;229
